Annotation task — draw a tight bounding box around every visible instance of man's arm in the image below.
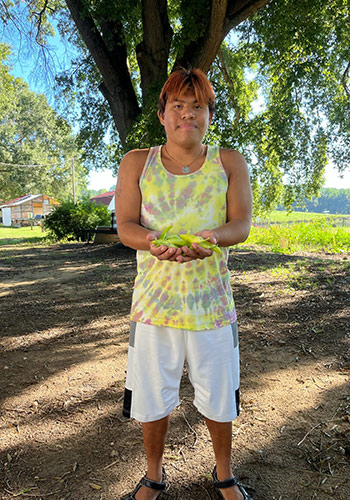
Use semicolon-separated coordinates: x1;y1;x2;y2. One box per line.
115;150;182;260
115;149;150;250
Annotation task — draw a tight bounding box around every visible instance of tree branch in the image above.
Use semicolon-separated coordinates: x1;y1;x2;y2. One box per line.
341;60;350;98
33;0;53;45
217;48;241;125
174;0;271;73
197;0;228;71
65;0;140;144
224;0;272;37
174;0;226;72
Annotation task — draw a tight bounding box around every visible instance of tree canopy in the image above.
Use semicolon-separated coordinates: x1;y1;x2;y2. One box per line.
1;0;350;211
0;44;86;201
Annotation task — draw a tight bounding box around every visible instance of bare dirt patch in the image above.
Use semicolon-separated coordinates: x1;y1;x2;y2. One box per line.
0;242;349;500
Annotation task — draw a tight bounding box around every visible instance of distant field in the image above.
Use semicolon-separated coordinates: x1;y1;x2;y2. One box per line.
0;225;49;246
262;210;350;223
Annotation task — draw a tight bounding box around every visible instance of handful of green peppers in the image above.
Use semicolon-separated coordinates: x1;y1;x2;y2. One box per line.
152;226;221;254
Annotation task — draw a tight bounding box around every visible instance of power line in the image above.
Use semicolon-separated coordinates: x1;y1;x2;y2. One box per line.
0;161;59;168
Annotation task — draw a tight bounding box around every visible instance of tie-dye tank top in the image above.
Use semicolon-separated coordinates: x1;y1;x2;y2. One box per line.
130;145;236;331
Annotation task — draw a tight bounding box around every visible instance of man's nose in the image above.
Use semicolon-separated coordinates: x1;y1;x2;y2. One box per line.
182;107;195;119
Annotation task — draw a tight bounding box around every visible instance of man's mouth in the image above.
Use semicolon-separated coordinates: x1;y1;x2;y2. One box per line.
178;124;197;129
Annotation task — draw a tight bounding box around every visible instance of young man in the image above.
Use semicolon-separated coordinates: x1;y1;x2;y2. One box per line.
115;68;253;500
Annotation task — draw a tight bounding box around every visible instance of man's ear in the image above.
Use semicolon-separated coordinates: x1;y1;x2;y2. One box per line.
157;110;164;126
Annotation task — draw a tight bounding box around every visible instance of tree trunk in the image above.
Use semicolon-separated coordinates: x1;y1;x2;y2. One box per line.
65;0;271;146
65;0;140;144
136;0;173;105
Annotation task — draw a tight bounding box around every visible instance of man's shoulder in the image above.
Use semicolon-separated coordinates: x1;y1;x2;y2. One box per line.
219;148;245;163
123;148;150;164
119;148;151;176
217;148;248;181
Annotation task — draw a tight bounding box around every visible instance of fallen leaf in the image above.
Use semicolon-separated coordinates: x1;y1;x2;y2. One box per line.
89;483;101;490
13;487;38;497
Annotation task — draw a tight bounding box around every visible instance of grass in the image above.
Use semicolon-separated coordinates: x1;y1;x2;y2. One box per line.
243;218;350;253
267;258;349;293
269;261;320;291
0;225;51;246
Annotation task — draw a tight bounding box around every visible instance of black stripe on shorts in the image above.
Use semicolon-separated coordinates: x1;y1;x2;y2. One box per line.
123;388;132;418
122;321;136;418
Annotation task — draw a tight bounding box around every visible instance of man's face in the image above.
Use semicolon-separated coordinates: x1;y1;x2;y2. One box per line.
158;91;212;146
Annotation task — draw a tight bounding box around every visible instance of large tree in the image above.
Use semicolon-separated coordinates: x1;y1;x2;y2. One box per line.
0;44;86;201
2;0;350;211
61;0;270;144
0;1;271;145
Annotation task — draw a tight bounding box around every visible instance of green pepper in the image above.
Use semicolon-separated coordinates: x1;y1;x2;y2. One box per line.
159;225;173;239
165;235;188;246
178;233;221;254
197;240;222;253
178;233;204;245
151;227;221;254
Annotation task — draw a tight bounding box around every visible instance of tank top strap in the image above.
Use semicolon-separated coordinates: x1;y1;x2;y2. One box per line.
140;146;161;184
206;144;217;161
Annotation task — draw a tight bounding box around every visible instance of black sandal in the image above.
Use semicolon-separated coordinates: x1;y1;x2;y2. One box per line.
212;466;254;500
122;468;166;499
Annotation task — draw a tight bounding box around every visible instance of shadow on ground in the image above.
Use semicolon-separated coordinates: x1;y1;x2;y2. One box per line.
0;243;349;499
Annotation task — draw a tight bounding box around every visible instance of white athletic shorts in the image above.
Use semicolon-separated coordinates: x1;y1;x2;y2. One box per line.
122;321;240;423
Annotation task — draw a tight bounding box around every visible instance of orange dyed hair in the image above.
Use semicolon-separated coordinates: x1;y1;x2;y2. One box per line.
158;68;215;116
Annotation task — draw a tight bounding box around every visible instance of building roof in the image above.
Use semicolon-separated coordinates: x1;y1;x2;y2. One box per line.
0;194;57;208
1;194;36;208
90;191;115;207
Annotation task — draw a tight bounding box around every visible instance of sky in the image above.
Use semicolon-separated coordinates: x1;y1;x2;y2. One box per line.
88;168;117;191
3;20;350;193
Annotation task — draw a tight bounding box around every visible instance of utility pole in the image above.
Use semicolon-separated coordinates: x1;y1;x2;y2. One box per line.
71;157;76;203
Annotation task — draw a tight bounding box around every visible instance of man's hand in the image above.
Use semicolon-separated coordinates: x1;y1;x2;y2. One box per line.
147;231;182;261
175;230;218;263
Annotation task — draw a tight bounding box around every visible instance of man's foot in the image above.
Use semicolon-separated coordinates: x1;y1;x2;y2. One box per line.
133;484;162;500
212;466;254;500
216;485;244;500
123;469;166;500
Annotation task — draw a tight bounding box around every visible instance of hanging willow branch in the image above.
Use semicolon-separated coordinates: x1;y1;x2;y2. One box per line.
341;61;350;98
217;48;241;126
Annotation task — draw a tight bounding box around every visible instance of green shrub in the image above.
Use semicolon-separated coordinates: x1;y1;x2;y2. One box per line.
44;199;110;241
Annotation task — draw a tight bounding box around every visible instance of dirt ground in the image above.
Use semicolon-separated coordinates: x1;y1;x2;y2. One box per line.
0;242;349;500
